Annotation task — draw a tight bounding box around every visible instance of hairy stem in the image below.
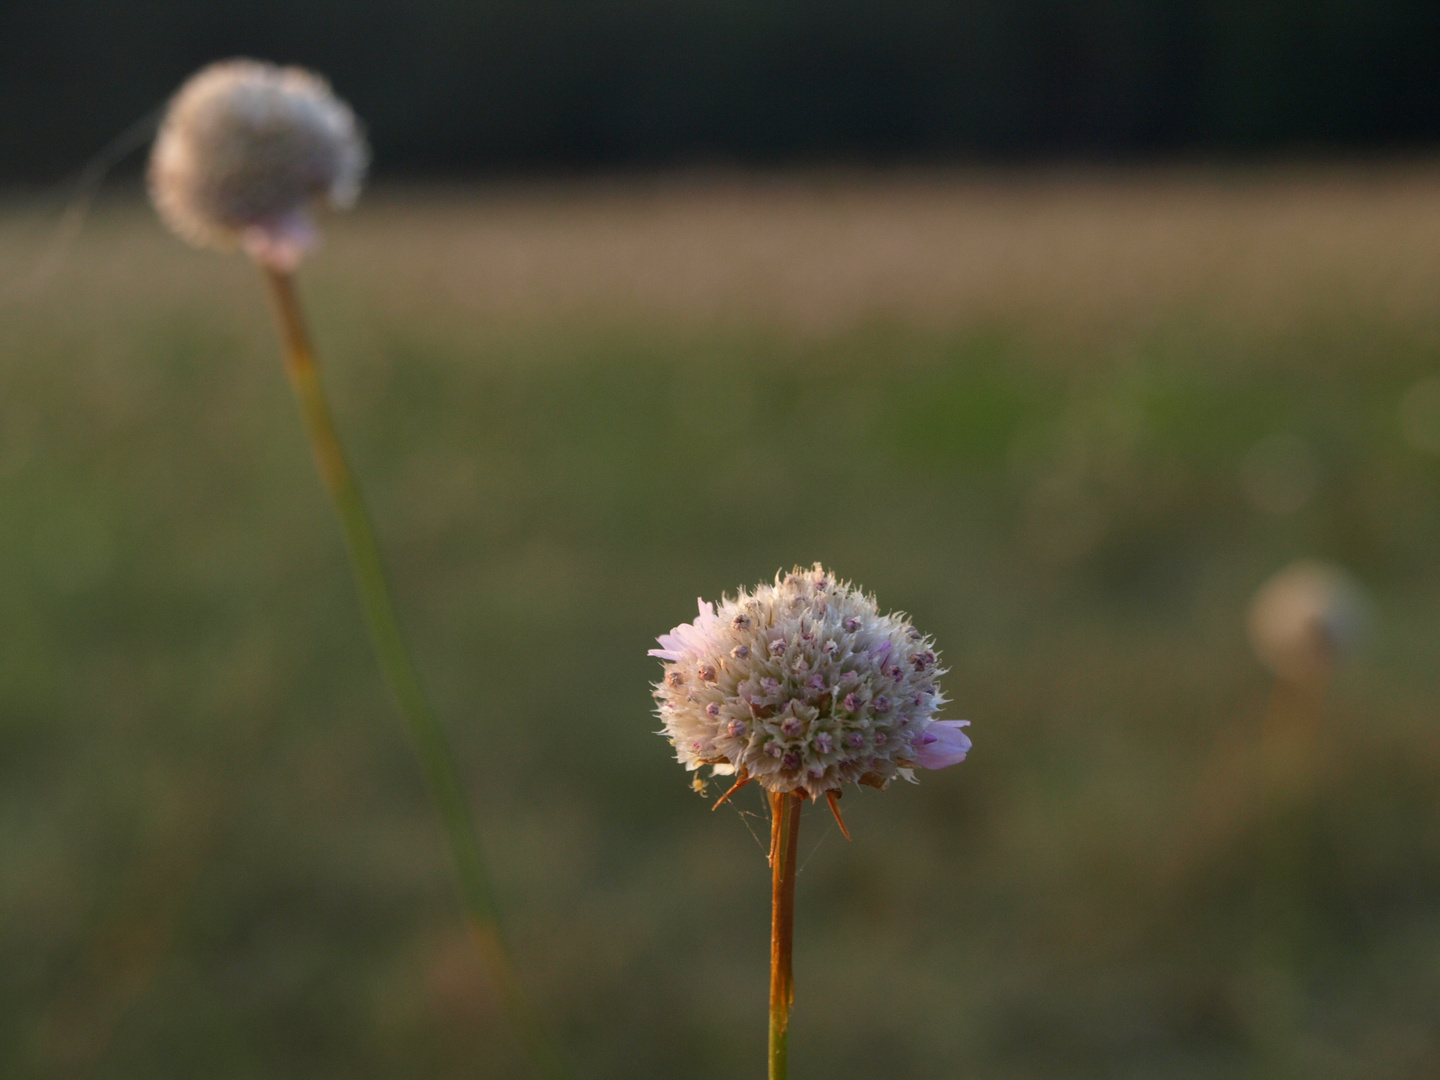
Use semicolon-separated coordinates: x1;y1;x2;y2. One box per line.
261;266;568;1080
769;791;803;1080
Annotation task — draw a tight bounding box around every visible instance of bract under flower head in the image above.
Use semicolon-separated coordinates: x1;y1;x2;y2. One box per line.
148;59;368;270
651;564;968;796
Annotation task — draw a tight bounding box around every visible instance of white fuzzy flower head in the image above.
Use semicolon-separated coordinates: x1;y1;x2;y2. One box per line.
149;59;368;270
651;564;969;796
1248;559;1367;684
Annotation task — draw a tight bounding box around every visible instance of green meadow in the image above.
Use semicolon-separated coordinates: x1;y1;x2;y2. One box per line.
4;169;1440;1079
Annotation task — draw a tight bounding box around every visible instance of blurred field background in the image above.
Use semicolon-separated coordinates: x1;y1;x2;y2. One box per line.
3;167;1440;1079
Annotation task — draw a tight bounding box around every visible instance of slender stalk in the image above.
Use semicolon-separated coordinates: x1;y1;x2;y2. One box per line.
768;791;803;1080
1250;668;1330;1070
261;266;569;1080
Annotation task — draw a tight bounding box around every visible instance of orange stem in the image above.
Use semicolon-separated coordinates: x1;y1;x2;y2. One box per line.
769;791;803;1080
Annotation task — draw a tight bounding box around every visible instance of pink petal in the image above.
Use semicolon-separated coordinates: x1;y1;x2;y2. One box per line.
649;600;723;663
914;720;970;770
240;208;319;271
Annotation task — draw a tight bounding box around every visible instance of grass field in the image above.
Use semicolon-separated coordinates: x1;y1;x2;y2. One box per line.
3;167;1440;1079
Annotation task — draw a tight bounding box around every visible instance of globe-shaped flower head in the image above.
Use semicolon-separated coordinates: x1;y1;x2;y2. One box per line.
1248;559;1367;685
148;59;368;270
652;564;970;798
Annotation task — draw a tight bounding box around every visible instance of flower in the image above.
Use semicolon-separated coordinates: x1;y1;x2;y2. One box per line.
148;59;368;270
1248;559;1367;684
913;720;971;770
651;564;967;795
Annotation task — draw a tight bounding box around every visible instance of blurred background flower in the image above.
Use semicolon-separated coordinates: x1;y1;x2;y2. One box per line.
149;59;366;269
1249;560;1367;687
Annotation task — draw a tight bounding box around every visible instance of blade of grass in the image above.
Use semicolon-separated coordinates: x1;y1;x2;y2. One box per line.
262;265;569;1080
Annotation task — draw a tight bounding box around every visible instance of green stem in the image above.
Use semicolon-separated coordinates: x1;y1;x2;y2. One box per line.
261;266;569;1080
769;791;802;1080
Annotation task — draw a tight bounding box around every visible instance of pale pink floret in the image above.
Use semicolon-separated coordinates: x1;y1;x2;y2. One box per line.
913;720;971;770
648;599;722;661
240;208;320;272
